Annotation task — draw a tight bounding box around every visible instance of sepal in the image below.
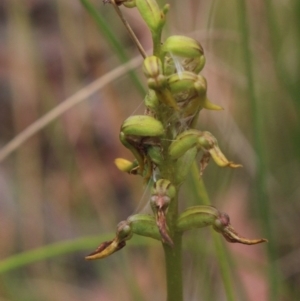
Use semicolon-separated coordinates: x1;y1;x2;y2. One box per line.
162;35;205;74
114;158;139;173
168;129;199;159
85;239;126;260
127;214;161;240
121;115;164;137
176;205;219;232
136;0;168;33
198;132;242;169
162;35;204;60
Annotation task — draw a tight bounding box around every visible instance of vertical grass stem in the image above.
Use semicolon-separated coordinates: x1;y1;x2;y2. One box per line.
236;1;281;300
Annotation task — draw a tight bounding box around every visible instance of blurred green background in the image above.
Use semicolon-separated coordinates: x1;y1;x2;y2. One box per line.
0;0;299;300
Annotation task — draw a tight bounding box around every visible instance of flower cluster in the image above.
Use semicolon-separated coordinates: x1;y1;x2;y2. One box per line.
86;0;266;261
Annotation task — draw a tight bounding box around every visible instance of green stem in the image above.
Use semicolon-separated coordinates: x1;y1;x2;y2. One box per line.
161;172;183;296
163;233;183;301
160;183;183;301
0;234;154;274
191;163;236;301
152;29;162;56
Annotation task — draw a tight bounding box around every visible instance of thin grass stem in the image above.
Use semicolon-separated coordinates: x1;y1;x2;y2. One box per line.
80;0;146;94
110;0;147;58
191;163;236;301
237;1;281;300
0;235;154;275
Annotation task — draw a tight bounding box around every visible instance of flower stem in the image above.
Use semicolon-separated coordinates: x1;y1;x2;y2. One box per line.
163;232;183;301
152;29;162;56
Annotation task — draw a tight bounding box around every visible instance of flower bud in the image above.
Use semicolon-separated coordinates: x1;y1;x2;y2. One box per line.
127;214;161;240
143;56;167;90
121;115;164;137
168;129;199;160
162;35;205;73
168;71;200;93
143;56;163;79
162;35;204;59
